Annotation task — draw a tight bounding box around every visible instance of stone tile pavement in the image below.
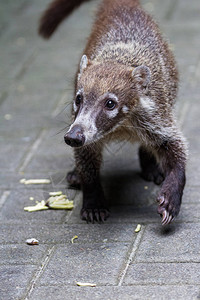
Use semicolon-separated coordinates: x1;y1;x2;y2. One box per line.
0;0;200;299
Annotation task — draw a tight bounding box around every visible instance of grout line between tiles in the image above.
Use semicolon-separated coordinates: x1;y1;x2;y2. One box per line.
18;129;47;173
24;245;56;300
0;190;11;210
117;225;145;286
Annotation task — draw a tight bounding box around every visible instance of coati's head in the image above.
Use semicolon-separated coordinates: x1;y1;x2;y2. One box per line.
64;55;151;147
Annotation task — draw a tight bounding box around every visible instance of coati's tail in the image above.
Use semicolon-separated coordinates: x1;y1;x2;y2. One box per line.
39;0;90;39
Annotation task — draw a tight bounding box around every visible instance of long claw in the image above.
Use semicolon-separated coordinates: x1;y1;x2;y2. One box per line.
81;208;109;223
162;210;169;225
157;195;165;206
81;210;87;221
167;215;173;224
94;210;100;223
89;211;94;223
100;212;105;223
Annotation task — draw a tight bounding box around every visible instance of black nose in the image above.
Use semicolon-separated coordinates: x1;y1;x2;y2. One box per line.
64;125;85;147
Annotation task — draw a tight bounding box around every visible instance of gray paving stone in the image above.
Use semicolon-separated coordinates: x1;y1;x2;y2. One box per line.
68;185;199;225
107;202;200;224
66;182;200;225
0;244;48;265
0;0;50;91
187;137;200;155
0;174;23;189
0;0;97;92
141;0;175;22
0;0;27;32
0;171;70;189
182;103;200;138
124;262;200;285
0;264;37;300
30;285;200;300
102;178;157;205
0;135;38;172
178;203;200;223
170;0;200;24
187;156;200;187
39;243;131;286
69;202;159;225
0;91;66;130
0;223;137;245
0;117;40;139
135;224;200;263
183;186;200;204
101;141;159;208
24;129;74;173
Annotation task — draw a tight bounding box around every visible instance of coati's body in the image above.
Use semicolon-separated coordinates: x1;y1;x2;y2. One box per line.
39;0;187;225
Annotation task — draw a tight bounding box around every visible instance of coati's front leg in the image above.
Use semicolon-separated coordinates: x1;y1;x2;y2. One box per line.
74;144;109;223
154;136;187;225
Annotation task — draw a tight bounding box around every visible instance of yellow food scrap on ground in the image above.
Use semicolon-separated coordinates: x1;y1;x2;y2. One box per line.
29;197;34;201
49;191;63;196
135;224;141;233
76;282;96;287
46;195;73;210
20;178;26;183
20;179;51;185
24;200;48;212
24;194;73;212
71;235;78;244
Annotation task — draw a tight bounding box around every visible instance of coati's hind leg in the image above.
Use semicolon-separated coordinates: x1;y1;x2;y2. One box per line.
74;145;109;223
139;145;164;185
67;168;81;188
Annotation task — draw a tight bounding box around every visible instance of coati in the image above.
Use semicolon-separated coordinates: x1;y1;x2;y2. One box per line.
39;0;187;225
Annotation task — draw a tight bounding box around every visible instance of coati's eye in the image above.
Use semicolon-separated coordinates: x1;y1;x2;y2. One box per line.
75;94;83;106
105;99;116;110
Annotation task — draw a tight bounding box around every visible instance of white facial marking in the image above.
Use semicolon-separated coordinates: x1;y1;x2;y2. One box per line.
68;107;98;144
106;108;119;119
139;97;155;112
122;105;129;113
106;93;119;103
73;89;84;112
73;102;78;112
102;92;119;119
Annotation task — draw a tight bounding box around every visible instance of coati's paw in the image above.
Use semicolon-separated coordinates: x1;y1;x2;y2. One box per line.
81;208;110;223
141;168;164;185
66;169;81;188
157;194;181;225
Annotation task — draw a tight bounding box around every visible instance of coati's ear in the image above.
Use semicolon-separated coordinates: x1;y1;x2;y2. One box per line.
132;66;151;91
80;54;88;74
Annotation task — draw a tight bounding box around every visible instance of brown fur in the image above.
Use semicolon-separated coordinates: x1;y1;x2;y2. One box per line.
39;0;187;225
